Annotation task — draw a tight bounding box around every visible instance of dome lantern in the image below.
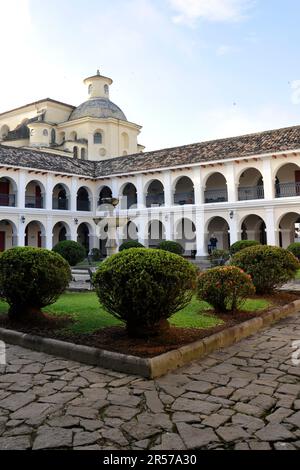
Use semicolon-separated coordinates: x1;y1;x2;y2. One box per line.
84;70;113;100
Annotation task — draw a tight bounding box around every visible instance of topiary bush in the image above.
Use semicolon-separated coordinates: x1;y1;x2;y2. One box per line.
231;245;300;294
158;240;184;255
119;240;144;252
0;247;71;320
52;240;86;266
197;266;255;313
230;240;261;255
287;242;300;260
93;248;197;337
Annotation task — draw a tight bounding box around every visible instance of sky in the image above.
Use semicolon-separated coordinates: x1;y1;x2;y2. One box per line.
1;0;300;152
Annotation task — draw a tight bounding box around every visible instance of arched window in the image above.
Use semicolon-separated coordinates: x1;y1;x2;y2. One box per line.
94;132;102;144
81;148;86;160
73;146;78;158
43;129;48;136
104;84;109;95
51;129;56;144
88;84;93;95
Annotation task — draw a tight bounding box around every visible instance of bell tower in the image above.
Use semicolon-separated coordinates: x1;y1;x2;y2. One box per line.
84;70;113;100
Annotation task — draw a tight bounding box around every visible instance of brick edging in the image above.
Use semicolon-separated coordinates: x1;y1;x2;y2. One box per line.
0;300;299;379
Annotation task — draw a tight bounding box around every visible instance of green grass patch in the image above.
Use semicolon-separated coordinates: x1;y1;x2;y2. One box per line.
0;292;271;335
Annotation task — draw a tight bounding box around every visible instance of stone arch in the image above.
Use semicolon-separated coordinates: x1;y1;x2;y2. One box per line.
206;216;230;251
77;186;92;212
52;221;71;246
98;185;113;207
147;220;166;248
277;212;300;248
25;180;45;209
77;222;92;254
204;172;228;204
174;176;195;205
52;183;70;210
25;220;46;248
238;168;264;201
146;179;165;207
120;182;137;210
240;214;267;245
0;176;17;207
175;218;196;254
123;221;139;242
0;219;17;251
274;163;300;198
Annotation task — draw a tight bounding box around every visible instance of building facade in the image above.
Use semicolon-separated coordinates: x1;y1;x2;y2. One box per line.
0;72;300;257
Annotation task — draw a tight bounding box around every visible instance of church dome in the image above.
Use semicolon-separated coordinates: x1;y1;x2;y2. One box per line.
69;97;127;122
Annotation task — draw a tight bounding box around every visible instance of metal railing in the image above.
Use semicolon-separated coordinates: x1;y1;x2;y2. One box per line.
238;185;265;201
53;198;69;210
77;199;91;211
174;192;195;205
275;182;300;198
25;196;44;208
0;193;16;207
146;193;165;207
204;188;228;203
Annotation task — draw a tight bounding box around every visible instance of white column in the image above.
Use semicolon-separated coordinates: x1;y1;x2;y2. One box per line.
165;213;174;241
45;216;53;250
263;159;275;200
71;177;79;212
17;222;25;247
193;167;203;206
229;216;239;246
164;171;172;207
136;174;145;209
18;170;26;209
265;207;276;246
195;210;208;257
138;217;147;246
46;174;54;211
70;223;78;243
226;164;237;203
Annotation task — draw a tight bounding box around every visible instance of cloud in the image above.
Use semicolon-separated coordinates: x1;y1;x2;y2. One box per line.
168;0;253;26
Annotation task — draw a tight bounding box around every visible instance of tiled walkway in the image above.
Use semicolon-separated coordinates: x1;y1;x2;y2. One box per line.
0;314;300;450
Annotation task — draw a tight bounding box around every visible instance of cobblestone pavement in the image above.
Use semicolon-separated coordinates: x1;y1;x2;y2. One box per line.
0;315;300;450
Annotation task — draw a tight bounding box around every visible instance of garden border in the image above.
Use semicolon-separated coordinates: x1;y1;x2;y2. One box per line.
0;300;299;379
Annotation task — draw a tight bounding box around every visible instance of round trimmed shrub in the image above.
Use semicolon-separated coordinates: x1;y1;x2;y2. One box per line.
197;266;255;313
52;240;86;266
93;248;197;337
230;240;261;255
119;240;144;252
158;240;184;255
287;243;300;260
231;245;300;294
0;247;71;319
210;249;230;266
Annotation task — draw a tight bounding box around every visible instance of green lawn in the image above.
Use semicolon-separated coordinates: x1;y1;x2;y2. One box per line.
0;293;271;334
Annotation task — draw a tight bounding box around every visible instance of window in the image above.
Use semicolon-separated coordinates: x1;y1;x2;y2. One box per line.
88;84;93;95
51;129;56;144
104;84;109;95
94;132;102;144
81;148;86;160
73;146;78;158
43;129;48;136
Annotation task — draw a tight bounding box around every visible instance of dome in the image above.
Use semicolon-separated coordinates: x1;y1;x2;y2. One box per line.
69;98;127;121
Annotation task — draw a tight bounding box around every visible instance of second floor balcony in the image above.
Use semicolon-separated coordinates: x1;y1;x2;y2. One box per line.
204;188;228;204
238;185;265;201
25;196;44;209
53;198;69;210
0;193;16;207
146;193;165;207
275;182;300;198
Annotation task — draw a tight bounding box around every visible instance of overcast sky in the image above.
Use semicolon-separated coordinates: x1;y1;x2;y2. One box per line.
1;0;300;151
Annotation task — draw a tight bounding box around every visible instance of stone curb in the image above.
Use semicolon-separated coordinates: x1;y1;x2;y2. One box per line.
0;300;299;379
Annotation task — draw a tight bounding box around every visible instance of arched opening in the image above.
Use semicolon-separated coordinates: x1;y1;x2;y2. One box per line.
241;215;267;245
205;173;228;203
121;132;129;149
98;186;113;207
94;132;103;144
0;125;10;140
77;223;90;254
207;217;230;252
175;218;196;255
0;177;17;207
174;176;195;205
238;168;264;201
275;163;300;198
58;131;65;145
123;221;139;243
52;222;71;247
73;146;78;158
70;131;77;141
77;187;91;212
148;220;166;248
25;221;45;248
81;148;86;160
51;129;56;145
52;184;70;210
146;180;165;207
25;181;44;209
0;220;17;252
278;212;300;248
122;183;137;210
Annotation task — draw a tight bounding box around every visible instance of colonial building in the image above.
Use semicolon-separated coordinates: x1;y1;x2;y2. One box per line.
0;71;300;257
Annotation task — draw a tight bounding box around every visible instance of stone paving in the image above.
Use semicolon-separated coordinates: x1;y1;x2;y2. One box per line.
0;315;300;450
